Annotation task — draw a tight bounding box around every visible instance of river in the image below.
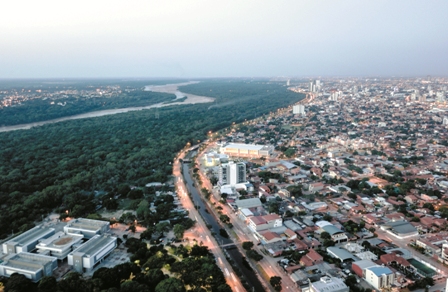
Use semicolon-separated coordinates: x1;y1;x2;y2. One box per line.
0;81;214;133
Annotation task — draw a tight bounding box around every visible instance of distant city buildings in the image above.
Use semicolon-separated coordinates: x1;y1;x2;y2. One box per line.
309;80;321;93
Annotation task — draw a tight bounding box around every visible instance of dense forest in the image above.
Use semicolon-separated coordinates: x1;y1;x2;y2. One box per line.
0;79;304;239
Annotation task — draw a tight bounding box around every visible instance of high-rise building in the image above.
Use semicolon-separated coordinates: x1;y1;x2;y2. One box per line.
309;80;321;93
293;104;305;115
219;161;246;186
443;117;448;125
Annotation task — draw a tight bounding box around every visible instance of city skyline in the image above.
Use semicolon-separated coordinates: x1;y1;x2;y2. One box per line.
1;0;448;78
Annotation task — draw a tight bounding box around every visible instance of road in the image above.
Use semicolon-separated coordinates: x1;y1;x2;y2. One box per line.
173;150;247;292
195;144;298;292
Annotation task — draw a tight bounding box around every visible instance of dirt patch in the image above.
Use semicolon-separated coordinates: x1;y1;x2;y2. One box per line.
54;237;73;246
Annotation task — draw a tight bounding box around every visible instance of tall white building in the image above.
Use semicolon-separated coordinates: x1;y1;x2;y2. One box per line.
309;80;321;93
293;105;305;115
364;266;394;290
443;117;448;125
68;234;117;273
219;161;246;186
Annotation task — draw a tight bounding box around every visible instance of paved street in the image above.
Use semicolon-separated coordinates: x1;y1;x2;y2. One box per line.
173;151;246;292
195;143;299;292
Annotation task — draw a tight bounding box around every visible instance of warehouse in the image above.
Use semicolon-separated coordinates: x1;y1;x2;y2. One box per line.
0;252;57;282
381;220;418;238
67;234;117;273
220;143;274;158
327;246;360;263
2;226;55;254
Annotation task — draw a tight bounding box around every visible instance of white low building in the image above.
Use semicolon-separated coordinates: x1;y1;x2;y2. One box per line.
64;218;110;239
36;231;84;260
68;235;117;273
0;252;57;282
302;276;349;292
2;226;55;254
220;143;274;158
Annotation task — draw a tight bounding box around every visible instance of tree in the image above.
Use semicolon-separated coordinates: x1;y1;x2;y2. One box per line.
284;148;296;158
220;193;228;201
135;269;165;291
345;274;357;287
246;249;263;261
270;276;282;291
323;239;335;247
361;240;371;250
92;267;121;290
173;224;185;239
103;196;118;210
155;222;171;236
320;231;331;240
57;272;93;292
268;201;280;214
219;214;230;224
201;188;211;200
323;214;332;221
38;276;57;292
423;203;435;212
219;228;229;238
347;193;357;200
121;280;150;292
242;241;254;251
155;278;186;292
140;227;154;240
5;273;36;292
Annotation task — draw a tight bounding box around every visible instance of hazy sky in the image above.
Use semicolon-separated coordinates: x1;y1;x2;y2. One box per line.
1;0;447;78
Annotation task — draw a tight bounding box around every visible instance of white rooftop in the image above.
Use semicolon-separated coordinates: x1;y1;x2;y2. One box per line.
223;143;265;151
311;276;348;292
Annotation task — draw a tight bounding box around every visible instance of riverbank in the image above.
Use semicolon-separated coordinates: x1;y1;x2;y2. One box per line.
0;81;214;133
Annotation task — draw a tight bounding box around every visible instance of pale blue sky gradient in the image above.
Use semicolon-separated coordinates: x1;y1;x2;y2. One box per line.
1;0;447;78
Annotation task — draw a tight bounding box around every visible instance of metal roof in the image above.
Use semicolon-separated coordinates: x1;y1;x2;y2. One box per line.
327;247;360;261
322;225;343;236
367;266;393;276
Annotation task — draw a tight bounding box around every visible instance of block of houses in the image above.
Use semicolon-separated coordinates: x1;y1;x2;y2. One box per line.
380;253;411;269
258;230;282;244
299;249;323;267
248;214;282;232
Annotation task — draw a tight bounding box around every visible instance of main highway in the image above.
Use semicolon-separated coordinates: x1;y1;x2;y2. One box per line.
173;151;254;292
195;143;299;292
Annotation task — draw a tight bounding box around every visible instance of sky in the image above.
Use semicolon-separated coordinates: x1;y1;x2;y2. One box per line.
1;0;447;78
